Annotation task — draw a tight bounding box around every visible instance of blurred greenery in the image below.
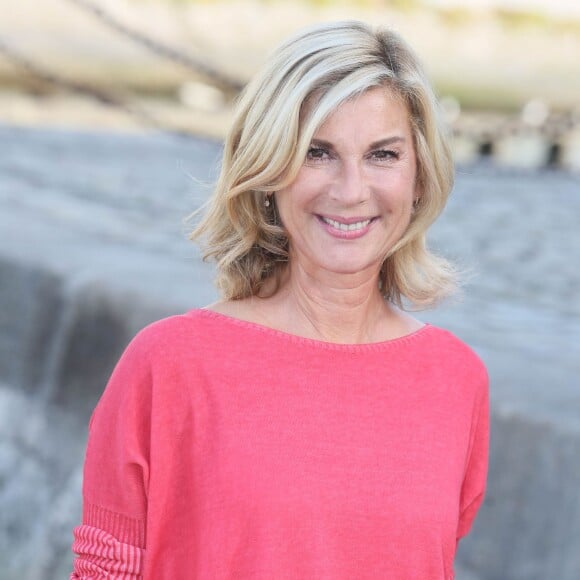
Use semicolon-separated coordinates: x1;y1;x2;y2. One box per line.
436;81;531;114
156;0;580;34
494;8;549;29
436;7;475;28
383;0;422;13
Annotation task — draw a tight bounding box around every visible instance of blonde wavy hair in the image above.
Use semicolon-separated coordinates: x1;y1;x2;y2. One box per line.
190;20;456;308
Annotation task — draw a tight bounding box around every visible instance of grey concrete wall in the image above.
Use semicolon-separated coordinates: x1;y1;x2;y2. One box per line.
0;123;579;579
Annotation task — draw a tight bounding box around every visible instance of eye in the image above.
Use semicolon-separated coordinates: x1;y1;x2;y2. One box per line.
370;149;399;161
306;147;331;163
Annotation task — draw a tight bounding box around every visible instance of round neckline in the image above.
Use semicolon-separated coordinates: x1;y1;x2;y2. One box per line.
193;307;433;352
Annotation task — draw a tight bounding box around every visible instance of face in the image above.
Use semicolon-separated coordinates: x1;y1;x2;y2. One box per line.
275;86;419;280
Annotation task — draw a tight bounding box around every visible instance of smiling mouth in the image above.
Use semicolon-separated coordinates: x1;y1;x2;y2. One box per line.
319;216;374;232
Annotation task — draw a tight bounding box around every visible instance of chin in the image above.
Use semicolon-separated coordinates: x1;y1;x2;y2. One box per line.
320;259;381;277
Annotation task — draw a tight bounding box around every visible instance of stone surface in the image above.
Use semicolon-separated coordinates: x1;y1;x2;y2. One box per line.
0;123;579;578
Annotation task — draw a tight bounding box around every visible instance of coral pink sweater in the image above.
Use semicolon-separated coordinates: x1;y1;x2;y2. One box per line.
71;309;489;579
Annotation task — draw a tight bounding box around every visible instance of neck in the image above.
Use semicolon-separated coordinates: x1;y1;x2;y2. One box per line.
274;261;391;344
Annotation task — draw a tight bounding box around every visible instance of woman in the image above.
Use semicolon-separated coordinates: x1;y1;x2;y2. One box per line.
71;20;489;579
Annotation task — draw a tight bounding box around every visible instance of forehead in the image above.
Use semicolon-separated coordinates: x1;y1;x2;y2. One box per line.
307;86;412;140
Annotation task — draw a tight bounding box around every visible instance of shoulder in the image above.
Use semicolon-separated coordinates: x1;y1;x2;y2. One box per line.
93;310;215;413
127;310;201;350
122;308;240;363
422;325;489;392
423;325;487;367
132;308;240;345
203;298;272;326
114;310;213;363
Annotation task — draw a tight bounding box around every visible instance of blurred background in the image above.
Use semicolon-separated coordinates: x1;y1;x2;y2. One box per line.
2;0;580;164
0;1;579;579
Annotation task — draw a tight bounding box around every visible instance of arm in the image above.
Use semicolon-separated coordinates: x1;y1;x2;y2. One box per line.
456;374;490;544
71;332;152;579
71;524;145;578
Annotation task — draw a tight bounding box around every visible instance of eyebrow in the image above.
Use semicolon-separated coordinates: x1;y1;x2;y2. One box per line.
369;137;406;148
310;136;406;149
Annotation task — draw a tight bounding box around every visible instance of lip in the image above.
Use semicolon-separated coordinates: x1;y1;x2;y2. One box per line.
316;214;377;240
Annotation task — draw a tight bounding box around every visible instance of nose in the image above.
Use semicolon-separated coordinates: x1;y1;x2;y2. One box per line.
329;159;370;205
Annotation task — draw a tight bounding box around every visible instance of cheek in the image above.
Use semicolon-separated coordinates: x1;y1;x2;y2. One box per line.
376;183;415;214
390;169;417;206
276;176;320;220
275;188;295;214
274;192;301;233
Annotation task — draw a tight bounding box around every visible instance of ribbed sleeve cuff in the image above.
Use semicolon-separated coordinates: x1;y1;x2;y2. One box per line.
83;503;146;548
71;524;145;579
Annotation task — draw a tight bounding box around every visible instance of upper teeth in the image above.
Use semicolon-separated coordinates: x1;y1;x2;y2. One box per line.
322;217;371;231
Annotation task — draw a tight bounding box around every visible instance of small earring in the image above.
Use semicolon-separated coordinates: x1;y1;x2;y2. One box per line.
264;194;271;208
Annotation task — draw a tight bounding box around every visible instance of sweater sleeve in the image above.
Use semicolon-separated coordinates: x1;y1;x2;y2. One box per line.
71;330;153;578
456;372;490;542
